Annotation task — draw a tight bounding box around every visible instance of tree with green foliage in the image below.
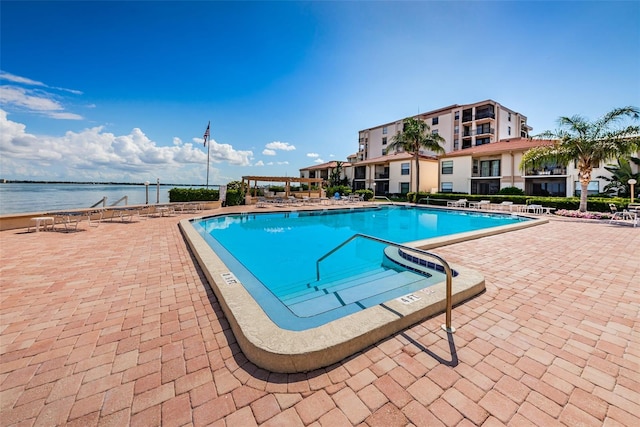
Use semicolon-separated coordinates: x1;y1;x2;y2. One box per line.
387;117;445;195
520;106;640;212
329;161;348;187
598;157;640;196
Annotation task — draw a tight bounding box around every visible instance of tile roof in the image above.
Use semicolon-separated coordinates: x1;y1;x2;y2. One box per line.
299;160;352;171
442;138;556;158
352;151;438;165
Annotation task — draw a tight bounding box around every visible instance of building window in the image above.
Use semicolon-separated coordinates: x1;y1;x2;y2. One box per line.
454;125;459;134
441;182;453;193
454;111;460;120
574;181;599;196
473;160;479;174
401;163;410;175
382;127;388;135
432;117;439;125
432;129;439;135
382;137;387;145
400;182;410;194
480;160;500;177
508;112;512;122
382;149;386;156
454;139;460;150
508;126;511;136
441;160;453;174
476;137;490;146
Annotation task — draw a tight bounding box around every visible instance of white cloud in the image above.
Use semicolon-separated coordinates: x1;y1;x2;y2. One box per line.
0;85;83;120
265;141;295;151
0;109;251;183
307;152;319;158
314;158;324;163
262;148;276;156
0;71;46;87
254;160;264;166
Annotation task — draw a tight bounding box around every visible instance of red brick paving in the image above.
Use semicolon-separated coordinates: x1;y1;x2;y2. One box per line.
0;209;638;426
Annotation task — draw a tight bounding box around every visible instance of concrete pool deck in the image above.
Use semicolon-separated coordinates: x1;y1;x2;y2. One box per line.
0;204;638;426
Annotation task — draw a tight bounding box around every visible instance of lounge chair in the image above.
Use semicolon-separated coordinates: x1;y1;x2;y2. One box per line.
610;203;638;227
468;200;490;209
446;199;468;208
492;201;513;211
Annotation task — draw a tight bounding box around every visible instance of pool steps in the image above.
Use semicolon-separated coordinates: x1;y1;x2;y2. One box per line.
278;246;459;317
287;271;427;317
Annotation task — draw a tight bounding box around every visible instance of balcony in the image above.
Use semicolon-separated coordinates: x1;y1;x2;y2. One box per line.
475;111;495;121
475;127;495;136
375;173;389;179
463;128;494;137
526;168;567;176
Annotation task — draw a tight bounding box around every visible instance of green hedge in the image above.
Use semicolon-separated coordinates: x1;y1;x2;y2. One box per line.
168;188;219;202
225;189;244;206
412;193;628;212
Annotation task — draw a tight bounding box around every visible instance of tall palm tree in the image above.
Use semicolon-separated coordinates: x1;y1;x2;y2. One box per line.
387;117;446;195
520;106;640;212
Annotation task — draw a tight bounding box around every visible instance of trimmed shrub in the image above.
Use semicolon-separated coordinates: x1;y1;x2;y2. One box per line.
355;189;374;201
169;188;219;202
225;189;244;206
327;185;352;197
498;186;525;195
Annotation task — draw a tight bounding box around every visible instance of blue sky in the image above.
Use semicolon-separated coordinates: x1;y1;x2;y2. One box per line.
1;1;639;185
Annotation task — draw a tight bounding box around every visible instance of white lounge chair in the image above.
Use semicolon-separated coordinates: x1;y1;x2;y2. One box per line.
447;199;468;208
468;200;490;209
610;204;638;227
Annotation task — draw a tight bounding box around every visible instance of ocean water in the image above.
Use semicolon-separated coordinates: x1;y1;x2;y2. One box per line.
0;183;214;215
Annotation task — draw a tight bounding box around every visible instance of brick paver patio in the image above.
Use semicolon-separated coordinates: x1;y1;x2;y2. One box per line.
0;208;638;426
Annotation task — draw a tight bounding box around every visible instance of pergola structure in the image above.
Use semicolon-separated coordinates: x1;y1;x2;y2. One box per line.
241;176;324;198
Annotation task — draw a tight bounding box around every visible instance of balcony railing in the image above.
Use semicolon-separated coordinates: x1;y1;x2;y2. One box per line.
526;169;567;176
462;112;495;122
475;111;495;120
375;173;389;179
462;128;494;137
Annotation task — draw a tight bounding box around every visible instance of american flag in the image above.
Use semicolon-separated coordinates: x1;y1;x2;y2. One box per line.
203;122;210;147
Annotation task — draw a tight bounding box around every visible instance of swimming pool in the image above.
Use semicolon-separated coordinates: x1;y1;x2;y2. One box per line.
181;203;544;372
191;205;527;330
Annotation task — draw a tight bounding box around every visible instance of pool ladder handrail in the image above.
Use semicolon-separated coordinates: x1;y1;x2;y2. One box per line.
316;233;455;333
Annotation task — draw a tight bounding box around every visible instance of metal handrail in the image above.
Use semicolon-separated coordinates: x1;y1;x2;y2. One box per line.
109;195;128;206
90;196;107;208
373;196;392;202
315;233;455;333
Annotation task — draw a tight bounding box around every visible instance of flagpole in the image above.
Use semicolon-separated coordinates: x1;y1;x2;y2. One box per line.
203;121;211;188
206;138;210;188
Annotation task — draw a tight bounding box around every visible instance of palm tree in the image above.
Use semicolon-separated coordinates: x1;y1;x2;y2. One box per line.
520;106;640;212
387;117;446;195
598;156;640;196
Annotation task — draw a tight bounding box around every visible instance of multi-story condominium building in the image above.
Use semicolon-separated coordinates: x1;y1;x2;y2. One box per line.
345;100;532;195
356;99;532;162
300;100;636;198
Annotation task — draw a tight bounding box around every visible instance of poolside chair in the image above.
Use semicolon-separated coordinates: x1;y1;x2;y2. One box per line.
469;200;490;209
609;203;638;227
446;199;467;208
492;201;513;211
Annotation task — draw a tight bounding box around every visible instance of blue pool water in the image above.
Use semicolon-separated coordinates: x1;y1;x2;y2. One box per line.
192;205;527;330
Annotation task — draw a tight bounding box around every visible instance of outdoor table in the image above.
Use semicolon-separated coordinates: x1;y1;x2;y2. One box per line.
30;216;54;232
